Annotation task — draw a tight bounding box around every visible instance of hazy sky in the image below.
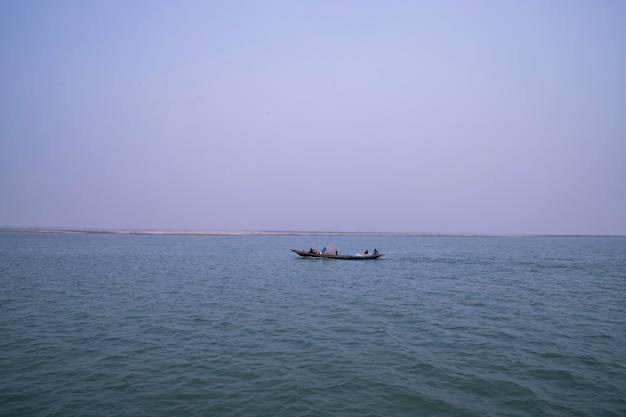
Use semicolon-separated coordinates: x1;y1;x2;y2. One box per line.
1;1;625;234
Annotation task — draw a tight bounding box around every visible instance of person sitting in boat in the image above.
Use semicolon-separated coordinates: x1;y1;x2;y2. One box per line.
364;249;369;255
374;249;379;255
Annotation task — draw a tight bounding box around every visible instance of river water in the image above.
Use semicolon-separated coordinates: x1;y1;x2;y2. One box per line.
1;232;624;416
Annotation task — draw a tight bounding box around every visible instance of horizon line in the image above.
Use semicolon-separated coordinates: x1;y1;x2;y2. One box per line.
0;226;623;238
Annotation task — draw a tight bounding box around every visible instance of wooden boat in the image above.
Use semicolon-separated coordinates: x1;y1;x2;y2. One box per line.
291;249;383;260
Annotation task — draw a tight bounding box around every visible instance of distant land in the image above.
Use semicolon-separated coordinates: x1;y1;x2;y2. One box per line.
0;227;622;238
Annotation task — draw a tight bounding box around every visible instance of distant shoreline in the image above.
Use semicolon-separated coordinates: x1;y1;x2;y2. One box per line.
0;227;622;238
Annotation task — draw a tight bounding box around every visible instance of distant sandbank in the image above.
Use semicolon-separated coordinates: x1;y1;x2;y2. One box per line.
0;227;485;236
0;227;620;238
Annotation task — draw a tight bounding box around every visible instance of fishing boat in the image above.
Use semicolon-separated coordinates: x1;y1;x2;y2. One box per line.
291;248;382;260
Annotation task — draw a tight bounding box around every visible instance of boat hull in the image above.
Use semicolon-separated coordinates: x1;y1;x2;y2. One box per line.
291;249;382;260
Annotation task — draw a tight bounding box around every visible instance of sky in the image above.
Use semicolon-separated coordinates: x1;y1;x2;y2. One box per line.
1;1;625;235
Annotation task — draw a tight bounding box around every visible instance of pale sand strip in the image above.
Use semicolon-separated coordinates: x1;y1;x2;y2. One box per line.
1;227;614;237
0;227;498;236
